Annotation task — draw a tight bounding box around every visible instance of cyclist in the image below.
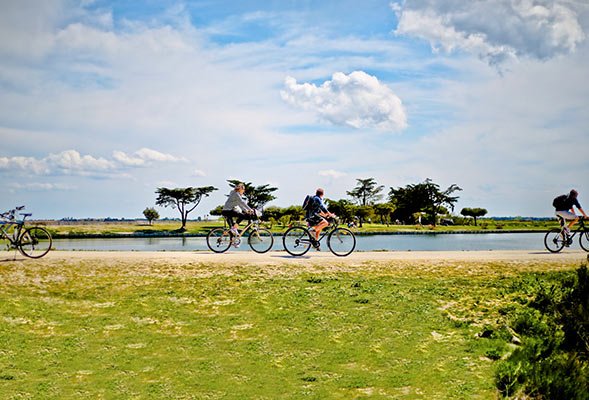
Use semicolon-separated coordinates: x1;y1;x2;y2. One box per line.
222;183;253;246
553;189;588;245
305;188;336;250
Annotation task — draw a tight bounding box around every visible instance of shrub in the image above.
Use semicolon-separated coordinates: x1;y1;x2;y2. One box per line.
495;265;589;399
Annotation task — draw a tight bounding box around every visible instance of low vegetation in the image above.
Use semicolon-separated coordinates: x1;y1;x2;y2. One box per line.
0;256;582;398
494;265;589;399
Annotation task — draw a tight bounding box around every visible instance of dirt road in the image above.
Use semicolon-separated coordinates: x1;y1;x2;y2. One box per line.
4;249;587;266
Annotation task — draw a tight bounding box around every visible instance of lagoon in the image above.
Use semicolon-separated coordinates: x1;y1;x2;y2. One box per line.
51;232;560;252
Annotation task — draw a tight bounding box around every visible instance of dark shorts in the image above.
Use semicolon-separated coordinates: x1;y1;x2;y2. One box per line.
306;214;326;227
222;210;251;226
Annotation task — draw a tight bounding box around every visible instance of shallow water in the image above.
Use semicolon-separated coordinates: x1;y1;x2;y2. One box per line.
51;232;562;252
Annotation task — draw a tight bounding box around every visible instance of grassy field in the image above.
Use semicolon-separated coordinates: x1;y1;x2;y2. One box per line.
37;218;560;237
0;255;580;399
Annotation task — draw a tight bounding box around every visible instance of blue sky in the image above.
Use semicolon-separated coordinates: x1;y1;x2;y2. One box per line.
1;0;588;219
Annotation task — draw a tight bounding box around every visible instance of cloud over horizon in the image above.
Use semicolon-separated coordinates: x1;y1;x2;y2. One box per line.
393;0;586;67
1;148;186;177
281;71;408;132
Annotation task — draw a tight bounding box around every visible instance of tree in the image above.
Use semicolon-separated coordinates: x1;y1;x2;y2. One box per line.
373;203;395;225
226;180;278;209
460;207;488;226
353;205;373;228
261;206;284;229
282;206;304;223
424;179;462;226
326;199;354;223
210;205;223;216
155;186;217;231
143;207;159;225
347;178;384;206
389;179;462;225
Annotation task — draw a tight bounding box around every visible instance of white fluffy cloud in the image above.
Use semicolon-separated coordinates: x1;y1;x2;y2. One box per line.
113;148;186;166
318;169;348;179
0;150;114;176
281;71;408;132
1;148;185;176
192;169;207;177
8;182;75;191
393;0;586;66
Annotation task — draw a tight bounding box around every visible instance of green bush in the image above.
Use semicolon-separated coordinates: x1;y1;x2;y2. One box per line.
495;265;589;399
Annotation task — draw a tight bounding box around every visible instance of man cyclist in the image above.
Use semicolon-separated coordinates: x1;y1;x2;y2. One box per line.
222;183;253;246
554;189;588;245
305;188;336;250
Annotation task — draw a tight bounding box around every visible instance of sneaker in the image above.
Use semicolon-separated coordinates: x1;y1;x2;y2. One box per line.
232;238;241;248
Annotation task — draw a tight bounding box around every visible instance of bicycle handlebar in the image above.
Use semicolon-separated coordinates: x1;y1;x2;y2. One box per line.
0;206;26;221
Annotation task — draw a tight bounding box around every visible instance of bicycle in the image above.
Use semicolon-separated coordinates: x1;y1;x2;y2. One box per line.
0;206;52;258
544;216;589;253
282;216;356;257
206;209;274;253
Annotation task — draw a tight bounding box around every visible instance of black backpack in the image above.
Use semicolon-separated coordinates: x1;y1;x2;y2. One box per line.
552;194;568;210
302;195;314;211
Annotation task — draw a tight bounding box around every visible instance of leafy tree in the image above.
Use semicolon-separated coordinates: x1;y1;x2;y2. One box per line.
373;203;395;225
142;207;159;225
226;180;278;209
326;199;355;223
461;207;488;226
347;178;384;206
155;186;217;231
389;179;462;225
353;205;373;228
278;215;291;227
262;206;284;222
425;179;462;226
282;206;304;223
209;205;223;216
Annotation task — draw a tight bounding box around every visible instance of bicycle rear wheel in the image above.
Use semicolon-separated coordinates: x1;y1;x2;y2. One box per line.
544;229;565;253
18;226;52;258
283;226;312;256
207;227;232;253
327;227;356;257
579;229;589;252
248;228;274;253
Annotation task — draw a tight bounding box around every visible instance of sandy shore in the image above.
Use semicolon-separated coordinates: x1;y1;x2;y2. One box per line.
3;249;587;266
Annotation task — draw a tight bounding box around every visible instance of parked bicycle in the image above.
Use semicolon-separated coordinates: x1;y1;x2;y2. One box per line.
544;216;589;253
282;217;356;257
206;209;274;253
0;206;52;258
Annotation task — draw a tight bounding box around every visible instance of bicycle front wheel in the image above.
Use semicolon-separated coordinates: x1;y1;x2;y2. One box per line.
283;226;312;256
544;229;565;253
19;226;52;258
579;229;589;252
207;227;232;253
327;227;356;257
249;228;274;253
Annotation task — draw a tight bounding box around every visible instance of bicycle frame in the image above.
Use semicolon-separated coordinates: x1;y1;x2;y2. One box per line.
558;216;586;240
230;218;261;240
0;220;25;248
310;218;339;244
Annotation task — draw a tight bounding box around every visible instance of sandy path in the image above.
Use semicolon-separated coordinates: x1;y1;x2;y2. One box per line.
4;250;587;266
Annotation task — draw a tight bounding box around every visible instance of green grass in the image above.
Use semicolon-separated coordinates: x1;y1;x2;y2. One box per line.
0;259;578;399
